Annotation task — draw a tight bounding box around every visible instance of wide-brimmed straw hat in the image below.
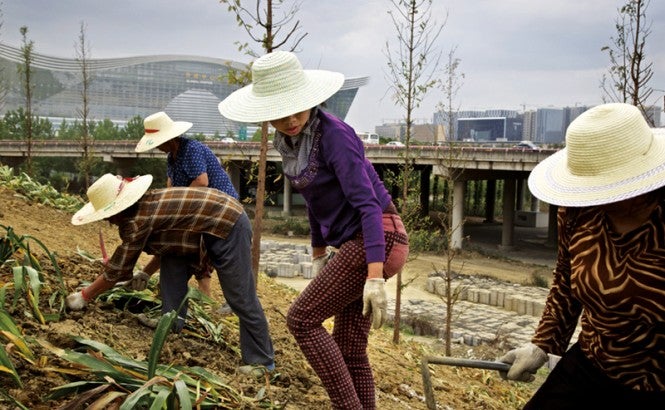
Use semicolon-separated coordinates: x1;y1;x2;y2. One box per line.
218;50;345;123
528;103;665;207
72;174;153;225
135;112;192;153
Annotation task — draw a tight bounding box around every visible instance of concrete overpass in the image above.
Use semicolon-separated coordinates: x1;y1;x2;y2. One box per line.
0;139;559;250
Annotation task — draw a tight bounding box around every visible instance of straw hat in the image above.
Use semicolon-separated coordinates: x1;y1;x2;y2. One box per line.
528;103;665;207
135;112;192;153
218;50;345;123
72;174;153;225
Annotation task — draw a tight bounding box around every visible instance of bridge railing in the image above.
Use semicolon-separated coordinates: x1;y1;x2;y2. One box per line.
0;139;557;170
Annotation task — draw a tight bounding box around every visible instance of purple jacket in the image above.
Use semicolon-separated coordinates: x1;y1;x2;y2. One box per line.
286;110;392;263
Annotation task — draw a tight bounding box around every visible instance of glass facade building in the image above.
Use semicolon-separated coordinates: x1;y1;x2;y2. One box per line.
0;42;368;136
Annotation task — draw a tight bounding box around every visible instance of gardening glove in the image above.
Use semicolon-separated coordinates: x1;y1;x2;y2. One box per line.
66;290;88;311
126;271;150;291
362;278;387;329
116;271;151;291
311;252;333;276
499;343;548;382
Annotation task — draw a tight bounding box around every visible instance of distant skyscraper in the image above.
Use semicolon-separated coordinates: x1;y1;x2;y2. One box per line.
535;108;565;144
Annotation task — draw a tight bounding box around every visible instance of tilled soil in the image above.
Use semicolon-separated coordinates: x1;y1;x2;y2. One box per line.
0;187;541;409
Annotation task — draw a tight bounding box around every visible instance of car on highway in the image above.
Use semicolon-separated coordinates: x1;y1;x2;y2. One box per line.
386;141;405;147
220;137;236;143
512;140;539;150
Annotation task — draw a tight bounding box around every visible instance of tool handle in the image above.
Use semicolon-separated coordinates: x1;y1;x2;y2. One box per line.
425;356;511;372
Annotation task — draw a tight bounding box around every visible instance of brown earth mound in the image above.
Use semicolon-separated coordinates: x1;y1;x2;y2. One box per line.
0;186;540;409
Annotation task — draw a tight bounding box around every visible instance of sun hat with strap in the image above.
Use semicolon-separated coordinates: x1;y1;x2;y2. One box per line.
72;174;153;225
218;50;345;123
135;112;192;153
528;103;665;207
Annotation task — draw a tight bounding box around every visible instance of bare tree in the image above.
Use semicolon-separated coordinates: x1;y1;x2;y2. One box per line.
220;0;307;282
18;26;35;176
75;21;97;190
600;0;655;123
435;46;465;355
0;2;7;113
384;0;444;344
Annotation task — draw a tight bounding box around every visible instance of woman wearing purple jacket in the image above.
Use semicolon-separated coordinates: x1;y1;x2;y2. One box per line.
219;51;409;409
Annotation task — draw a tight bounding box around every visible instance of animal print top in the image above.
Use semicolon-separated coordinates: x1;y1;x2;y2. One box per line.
532;196;665;391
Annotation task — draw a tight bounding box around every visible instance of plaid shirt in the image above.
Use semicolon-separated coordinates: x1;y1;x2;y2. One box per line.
104;187;244;282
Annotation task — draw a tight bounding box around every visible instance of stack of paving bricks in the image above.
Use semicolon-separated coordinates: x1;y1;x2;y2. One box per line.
259;239;580;349
386;273;581;348
425;275;549;318
259;240;316;279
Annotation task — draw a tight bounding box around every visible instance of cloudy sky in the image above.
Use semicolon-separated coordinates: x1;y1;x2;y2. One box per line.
3;0;665;131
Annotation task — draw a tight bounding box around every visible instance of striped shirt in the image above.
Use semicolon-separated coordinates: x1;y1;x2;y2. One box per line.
104;187;244;282
533;196;665;391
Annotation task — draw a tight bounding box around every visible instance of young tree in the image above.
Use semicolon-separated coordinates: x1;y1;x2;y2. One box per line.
0;3;7;113
18;26;35;176
600;0;655;123
75;21;97;189
220;0;307;281
436;46;466;356
384;0;444;344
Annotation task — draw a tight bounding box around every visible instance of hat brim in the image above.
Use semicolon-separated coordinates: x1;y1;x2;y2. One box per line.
71;175;153;225
135;121;193;153
218;70;344;123
528;131;665;207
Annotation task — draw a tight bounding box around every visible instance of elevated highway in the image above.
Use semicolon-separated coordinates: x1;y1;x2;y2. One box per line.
0;139;559;250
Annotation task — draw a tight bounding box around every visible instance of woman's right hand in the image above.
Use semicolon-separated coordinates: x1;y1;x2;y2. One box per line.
499;343;548;382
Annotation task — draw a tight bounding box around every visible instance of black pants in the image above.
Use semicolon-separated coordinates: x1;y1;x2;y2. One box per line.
525;343;665;409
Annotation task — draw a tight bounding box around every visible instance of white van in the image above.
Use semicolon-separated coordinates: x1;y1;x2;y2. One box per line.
357;132;380;145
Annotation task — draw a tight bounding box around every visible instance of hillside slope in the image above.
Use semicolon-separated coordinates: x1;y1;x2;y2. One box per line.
0;186;539;409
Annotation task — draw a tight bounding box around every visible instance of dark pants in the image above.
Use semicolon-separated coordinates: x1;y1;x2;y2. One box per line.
525;343;665;410
160;212;274;368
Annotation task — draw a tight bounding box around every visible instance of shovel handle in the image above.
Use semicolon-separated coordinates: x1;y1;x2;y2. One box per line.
422;356;511;409
425;356;511;372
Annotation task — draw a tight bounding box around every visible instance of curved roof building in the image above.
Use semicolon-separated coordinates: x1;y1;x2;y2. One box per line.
0;42;368;137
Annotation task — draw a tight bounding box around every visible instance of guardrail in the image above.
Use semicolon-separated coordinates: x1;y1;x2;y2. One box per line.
0;140;558;171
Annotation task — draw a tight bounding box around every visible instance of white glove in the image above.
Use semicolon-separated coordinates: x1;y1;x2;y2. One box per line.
66;291;88;310
116;271;151;291
127;271;150;291
499;343;548;382
362;278;387;329
311;254;330;276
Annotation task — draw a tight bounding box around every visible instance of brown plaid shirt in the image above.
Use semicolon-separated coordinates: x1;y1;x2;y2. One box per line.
104;187;244;282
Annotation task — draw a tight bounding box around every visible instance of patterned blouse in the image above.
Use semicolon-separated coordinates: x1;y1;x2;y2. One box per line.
167;138;238;199
104;187;243;282
532;195;665;391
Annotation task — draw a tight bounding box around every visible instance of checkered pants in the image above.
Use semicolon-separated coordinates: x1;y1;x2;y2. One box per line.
287;213;409;409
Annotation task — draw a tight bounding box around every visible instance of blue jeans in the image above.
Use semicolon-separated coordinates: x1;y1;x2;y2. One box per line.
160;212;274;368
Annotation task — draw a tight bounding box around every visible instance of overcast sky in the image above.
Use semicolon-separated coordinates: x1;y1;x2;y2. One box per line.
3;0;665;132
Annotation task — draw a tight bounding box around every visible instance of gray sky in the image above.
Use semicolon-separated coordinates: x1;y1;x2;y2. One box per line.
3;0;665;132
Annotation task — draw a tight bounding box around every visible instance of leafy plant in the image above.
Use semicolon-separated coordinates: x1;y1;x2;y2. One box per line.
40;335;253;409
0;309;36;388
0;165;84;213
1;224;67;321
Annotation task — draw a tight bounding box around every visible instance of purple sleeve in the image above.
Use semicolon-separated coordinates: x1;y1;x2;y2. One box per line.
308;205;326;249
323;125;386;263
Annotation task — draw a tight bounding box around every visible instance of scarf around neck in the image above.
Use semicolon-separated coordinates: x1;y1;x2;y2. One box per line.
273;107;321;176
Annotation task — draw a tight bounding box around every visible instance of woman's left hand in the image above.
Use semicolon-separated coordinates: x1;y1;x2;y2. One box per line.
363;278;387;329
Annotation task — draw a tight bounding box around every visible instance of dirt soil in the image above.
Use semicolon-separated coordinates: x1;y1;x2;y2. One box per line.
0;186;547;409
